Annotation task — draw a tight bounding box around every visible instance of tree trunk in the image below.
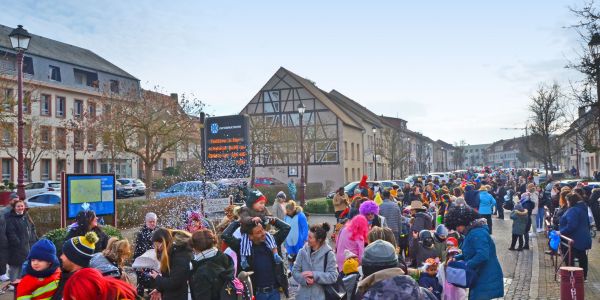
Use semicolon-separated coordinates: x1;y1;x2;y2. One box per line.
250;164;256;188
144;161;153;200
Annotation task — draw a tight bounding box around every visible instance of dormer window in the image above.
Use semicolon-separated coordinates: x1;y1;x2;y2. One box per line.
74;68;98;87
49;65;61;82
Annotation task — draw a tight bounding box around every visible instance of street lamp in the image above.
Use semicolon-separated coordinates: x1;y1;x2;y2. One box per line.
297;102;306;206
589;33;600;135
372;126;377;180
9;25;31;200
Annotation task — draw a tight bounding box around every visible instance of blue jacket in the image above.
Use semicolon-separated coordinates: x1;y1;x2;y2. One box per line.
464;187;480;210
478;191;496;215
458;223;504;300
559;202;592;251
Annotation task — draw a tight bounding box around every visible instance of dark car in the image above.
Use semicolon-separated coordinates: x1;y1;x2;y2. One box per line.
116;181;135;199
327;180;378;199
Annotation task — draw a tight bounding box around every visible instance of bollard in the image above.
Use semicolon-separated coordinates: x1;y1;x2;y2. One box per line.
560;266;584;300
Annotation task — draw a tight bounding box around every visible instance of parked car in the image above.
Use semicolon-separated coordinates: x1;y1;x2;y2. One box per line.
26;191;61;207
22;181;61;199
405;175;426;185
117;178;146;196
116;181;135;199
253;177;285;187
155;181;220;200
326;180;378;199
392;180;411;188
428;172;454;182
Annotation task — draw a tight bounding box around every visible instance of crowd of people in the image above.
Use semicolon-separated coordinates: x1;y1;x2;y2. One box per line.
0;167;594;299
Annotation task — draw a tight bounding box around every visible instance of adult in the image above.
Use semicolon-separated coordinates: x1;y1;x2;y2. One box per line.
367;226;397;248
283;200;308;268
133;212;157;295
359;200;387;229
520;192;535;250
552;188;571;230
52;232;100;300
421;184;437;206
333;187;350;220
402;183;412;206
527;183;542;233
408;200;432;233
347;189;367;219
0;198;8;281
495;181;507;219
445;206;504;300
559;193;592;280
221;215;291;300
292;223;338;300
90;237;132;280
271;191;287;221
464;184;480;211
5;198;37;283
189;229;235;300
379;189;402;243
335;215;369;271
65;210;109;253
589;188;600;238
62;268;137;300
148;229;193;300
477;185;496;234
288;179;297;201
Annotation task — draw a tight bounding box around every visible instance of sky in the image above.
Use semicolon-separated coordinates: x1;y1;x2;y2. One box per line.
0;0;590;144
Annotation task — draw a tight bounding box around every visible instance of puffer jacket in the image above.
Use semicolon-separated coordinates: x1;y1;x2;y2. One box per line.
151;230;193;300
560;202;592;251
190;249;234;300
411;212;433;232
0;213;7;269
89;253;120;278
5;210;37;266
284;207;309;257
292;243;338;300
510;210;529;235
133;225;155;259
379;198;401;234
478;191;496;215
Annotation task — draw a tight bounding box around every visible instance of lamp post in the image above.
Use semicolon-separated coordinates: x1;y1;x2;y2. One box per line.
589;33;600;140
9;25;31;200
372;126;377;180
297;102;306;206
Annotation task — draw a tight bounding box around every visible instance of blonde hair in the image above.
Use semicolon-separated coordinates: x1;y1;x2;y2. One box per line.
103;237;132;267
367;226;397;247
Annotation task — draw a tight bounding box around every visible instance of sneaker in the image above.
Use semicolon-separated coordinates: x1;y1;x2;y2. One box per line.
508;248;516;251
523;246;530;250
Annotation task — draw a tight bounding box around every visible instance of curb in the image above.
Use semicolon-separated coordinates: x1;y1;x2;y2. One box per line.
529;232;540;299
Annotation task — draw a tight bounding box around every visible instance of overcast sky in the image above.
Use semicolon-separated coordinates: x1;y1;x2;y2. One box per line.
0;0;588;144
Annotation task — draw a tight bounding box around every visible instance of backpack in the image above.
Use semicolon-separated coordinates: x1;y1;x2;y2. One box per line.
220;277;252;300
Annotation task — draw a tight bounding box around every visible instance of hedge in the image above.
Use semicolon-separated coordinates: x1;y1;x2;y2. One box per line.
258;183;325;205
43;225;122;253
304;198;334;214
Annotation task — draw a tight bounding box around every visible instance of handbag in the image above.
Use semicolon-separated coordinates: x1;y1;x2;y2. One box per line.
446;261;478;289
323;251;346;300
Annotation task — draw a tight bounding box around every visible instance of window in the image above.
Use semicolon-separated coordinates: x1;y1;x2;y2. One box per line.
262;91;280;113
56;159;66;178
2;158;12;181
24;124;31;147
103;104;111;115
352;168;355;181
357;168;361;178
73;129;83;150
170;158;174;167
55;96;65;117
23;56;34;75
87;160;96;174
357;144;361;161
88;102;96;118
41;159;51;180
40;126;52;149
1;123;13;146
87;129;96;150
23;91;31;114
56;128;66;150
163;159;167;170
344;141;348;160
49;65;61;81
40;94;51;116
74;99;83;117
110;80;119;93
73;68;98;87
24;159;30;182
351;142;355;160
2;88;13;111
345;168;348;182
74;160;84;173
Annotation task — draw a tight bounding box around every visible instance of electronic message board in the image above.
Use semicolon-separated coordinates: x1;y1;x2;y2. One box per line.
204;115;250;179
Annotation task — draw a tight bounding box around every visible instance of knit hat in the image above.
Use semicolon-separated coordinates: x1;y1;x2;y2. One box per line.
435;224;448;239
362;240;398;267
245;189;267;207
446;237;459;248
62;232;99;268
27;239;57;263
344;249;357;260
276;191;286;199
343;257;359;274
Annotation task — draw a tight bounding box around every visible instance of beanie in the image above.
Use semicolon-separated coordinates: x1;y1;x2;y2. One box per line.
435;224;448;238
362;240;398;267
276;191;286;199
27;239;57;263
343;257;359;274
62;232;99;268
245;189;267;208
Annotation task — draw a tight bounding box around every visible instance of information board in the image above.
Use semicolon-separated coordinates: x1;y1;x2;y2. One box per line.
204;115;250;179
63;174;116;219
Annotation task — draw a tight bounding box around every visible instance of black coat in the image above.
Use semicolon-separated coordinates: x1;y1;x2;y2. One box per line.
133;225;155;259
5;210;37;266
152;244;193;300
221;218;291;297
64;226;109;253
190;251;235;300
0;213;7;267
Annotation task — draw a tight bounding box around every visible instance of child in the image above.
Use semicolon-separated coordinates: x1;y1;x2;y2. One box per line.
341;250;360;300
509;203;529;251
238;189;282;269
439;247;466;300
15;239;61;300
418;258;442;299
398;208;411;259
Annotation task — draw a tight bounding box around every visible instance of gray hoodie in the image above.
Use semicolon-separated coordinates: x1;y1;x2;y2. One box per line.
89;253;120;278
292;243;339;300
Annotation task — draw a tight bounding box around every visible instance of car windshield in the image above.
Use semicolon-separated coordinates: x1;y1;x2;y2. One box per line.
117;179;130;185
48;182;61;189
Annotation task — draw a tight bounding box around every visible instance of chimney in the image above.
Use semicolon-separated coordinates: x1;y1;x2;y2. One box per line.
170;93;178;101
578;106;586;118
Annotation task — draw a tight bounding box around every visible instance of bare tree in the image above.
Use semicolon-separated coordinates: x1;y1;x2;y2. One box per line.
452;140;467;170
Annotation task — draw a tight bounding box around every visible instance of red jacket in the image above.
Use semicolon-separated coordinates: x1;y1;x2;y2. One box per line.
16;267;61;300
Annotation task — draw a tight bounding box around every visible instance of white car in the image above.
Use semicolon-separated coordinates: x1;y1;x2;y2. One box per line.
428;172;454;182
117;178;146;196
26;191;61;207
23;181;61;199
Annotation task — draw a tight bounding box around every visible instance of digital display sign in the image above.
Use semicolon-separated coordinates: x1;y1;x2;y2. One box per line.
64;174;116;218
204;115;250;179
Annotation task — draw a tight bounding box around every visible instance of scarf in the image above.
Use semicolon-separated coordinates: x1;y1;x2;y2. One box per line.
193;247;218;262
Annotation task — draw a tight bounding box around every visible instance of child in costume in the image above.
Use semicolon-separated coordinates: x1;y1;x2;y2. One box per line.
418;258;442;300
15;239;61;300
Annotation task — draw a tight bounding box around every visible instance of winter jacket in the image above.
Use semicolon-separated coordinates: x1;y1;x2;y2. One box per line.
464;187;480;210
409;241;439;268
284;208;309;257
16;267;61;300
333;193;350;212
559;202;592;251
418;273;442;299
0;213;7;268
190;250;235;300
271;201;287;221
433;235;447;262
589;189;600;228
221;218;291;297
89;253;120;278
379;198;401;234
151;231;193;300
370;214;387;229
552;206;568;230
133;225;155;259
478;191;496;215
530;192;540;215
411;212;433;233
510;210;529;235
335;227;365;271
5;210;37;266
64;225;109;253
356;268;436;300
456;221;504;300
292;243;338;300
